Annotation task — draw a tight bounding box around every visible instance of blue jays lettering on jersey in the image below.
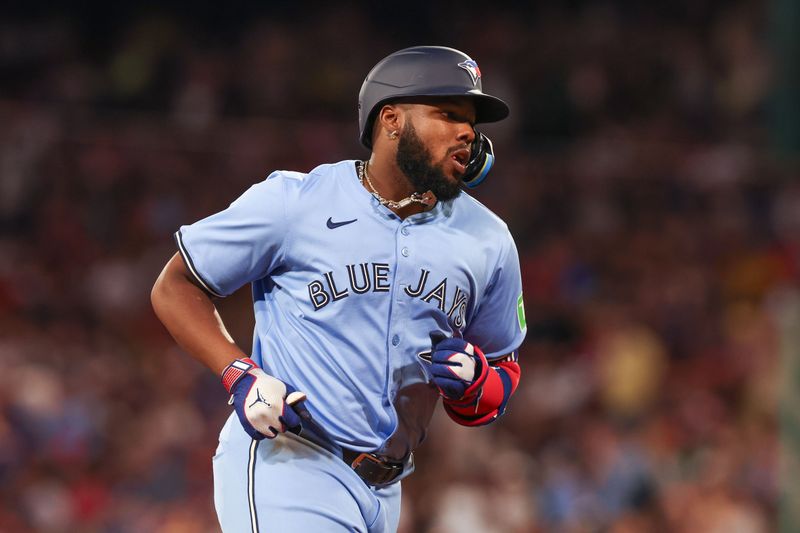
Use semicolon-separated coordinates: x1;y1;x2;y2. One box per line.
176;160;525;461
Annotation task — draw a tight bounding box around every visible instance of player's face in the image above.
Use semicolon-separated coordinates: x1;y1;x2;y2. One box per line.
396;98;477;201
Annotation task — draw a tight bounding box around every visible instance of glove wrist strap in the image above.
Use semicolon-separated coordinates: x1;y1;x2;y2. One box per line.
221;357;258;394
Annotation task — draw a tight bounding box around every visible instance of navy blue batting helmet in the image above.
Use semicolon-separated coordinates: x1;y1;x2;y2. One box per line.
358;46;509;148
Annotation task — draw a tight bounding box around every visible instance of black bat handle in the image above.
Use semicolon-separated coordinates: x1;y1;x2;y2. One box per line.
289;399;338;452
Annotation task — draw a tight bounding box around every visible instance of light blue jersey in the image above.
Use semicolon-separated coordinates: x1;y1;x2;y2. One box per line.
177;160;526;461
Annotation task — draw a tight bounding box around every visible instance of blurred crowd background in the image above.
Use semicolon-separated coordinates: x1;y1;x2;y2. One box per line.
1;1;798;531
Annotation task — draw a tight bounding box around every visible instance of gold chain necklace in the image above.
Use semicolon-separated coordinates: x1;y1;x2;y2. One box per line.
358;161;431;210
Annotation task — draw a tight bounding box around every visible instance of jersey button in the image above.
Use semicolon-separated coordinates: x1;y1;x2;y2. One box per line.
391;335;400;346
401;227;409;236
401;247;409;257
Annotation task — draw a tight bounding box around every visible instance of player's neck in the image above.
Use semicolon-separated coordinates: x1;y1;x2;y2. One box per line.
361;157;435;218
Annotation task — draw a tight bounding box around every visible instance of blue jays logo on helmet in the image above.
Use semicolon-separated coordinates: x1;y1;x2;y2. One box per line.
458;59;481;85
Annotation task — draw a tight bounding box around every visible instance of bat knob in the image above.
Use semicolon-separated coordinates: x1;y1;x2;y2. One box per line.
286;391;307;405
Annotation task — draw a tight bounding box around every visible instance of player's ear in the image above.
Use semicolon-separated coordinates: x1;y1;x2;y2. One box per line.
376;104;403;139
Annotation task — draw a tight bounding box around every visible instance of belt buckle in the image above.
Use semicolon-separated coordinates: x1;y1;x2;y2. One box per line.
350;452;404;487
350;452;383;470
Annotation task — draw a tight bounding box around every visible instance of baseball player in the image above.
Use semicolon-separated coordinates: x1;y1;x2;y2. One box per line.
151;46;526;532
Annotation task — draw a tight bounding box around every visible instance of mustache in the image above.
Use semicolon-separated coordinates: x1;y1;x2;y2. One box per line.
446;144;471;156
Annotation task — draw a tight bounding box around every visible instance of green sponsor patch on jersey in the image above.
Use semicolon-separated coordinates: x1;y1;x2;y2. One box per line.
517;293;526;331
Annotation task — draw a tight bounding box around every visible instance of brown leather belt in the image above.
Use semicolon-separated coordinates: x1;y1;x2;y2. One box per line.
341;447;408;487
288;404;410;487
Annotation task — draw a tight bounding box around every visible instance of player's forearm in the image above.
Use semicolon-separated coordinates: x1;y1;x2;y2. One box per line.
151;253;246;375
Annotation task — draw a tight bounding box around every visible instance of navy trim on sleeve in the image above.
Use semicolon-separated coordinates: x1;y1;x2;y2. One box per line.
174;230;225;298
495;367;513;416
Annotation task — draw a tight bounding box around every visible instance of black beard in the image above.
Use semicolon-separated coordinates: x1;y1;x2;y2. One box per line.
395;122;463;201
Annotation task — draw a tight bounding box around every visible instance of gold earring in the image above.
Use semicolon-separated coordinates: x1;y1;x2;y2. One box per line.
389;131;398;140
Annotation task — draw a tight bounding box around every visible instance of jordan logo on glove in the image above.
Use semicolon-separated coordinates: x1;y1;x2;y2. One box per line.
248;388;272;409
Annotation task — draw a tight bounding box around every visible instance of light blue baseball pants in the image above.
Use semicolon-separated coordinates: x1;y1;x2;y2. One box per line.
212;413;402;532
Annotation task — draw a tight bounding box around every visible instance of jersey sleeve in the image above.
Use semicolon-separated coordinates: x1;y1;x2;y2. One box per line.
464;233;527;359
175;173;288;297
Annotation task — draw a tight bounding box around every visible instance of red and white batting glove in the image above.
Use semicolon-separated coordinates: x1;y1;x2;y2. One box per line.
221;358;306;440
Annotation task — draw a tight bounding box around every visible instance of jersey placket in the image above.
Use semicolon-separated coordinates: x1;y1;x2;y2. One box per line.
386;206;441;355
378;216;419;448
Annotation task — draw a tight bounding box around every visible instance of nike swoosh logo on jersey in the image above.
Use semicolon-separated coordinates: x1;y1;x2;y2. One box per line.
326;217;357;229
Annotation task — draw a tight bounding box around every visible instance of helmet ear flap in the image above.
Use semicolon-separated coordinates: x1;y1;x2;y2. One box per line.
361;104;386;149
462;131;494;188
